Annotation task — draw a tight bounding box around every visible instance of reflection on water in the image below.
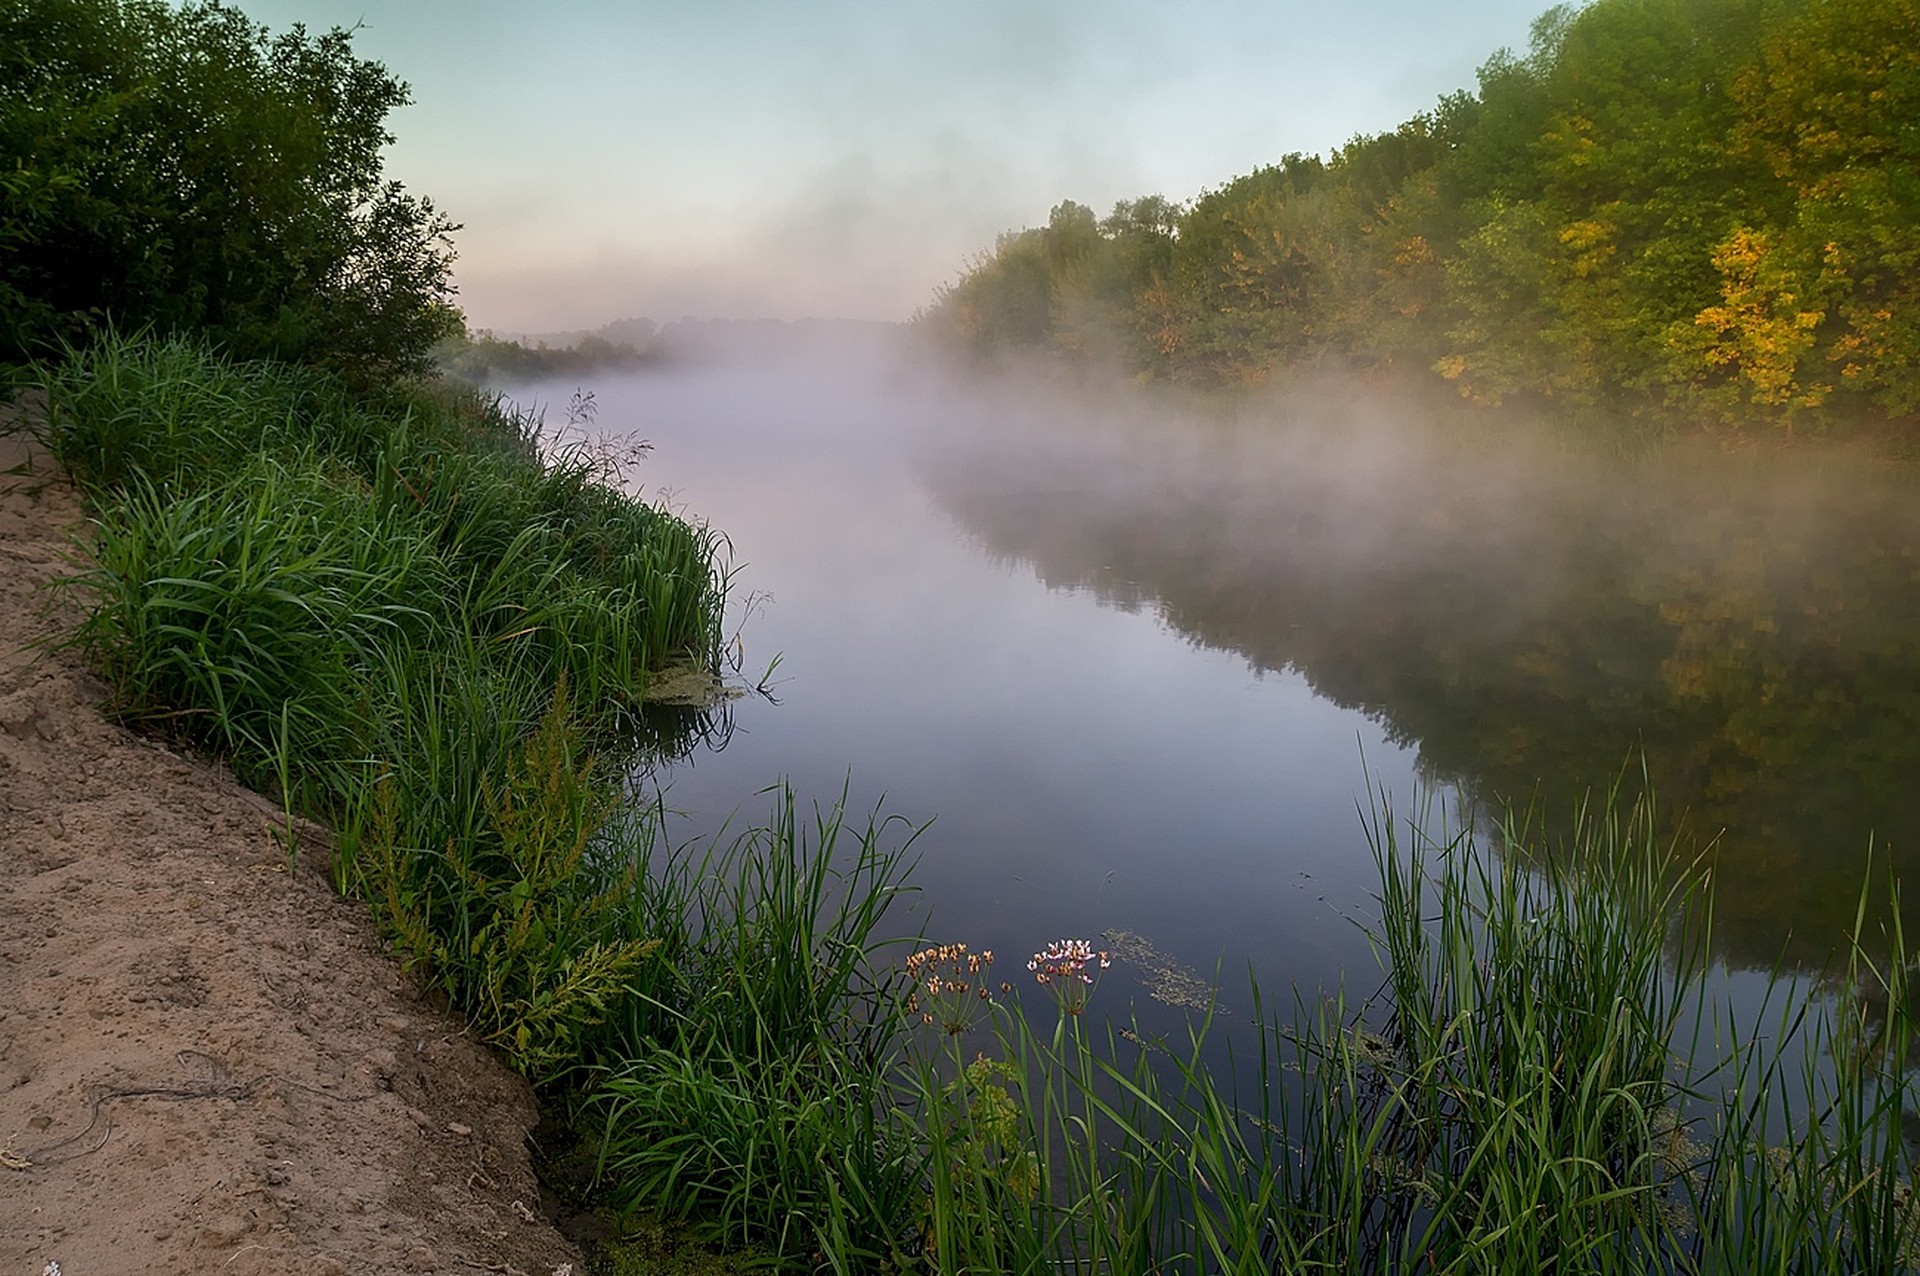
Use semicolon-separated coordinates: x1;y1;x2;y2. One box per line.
520;349;1420;1022
633;694;738;762
525;340;1919;999
921;378;1920;972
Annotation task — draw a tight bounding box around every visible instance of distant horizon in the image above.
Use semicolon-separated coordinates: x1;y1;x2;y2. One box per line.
486;314;909;348
234;0;1549;334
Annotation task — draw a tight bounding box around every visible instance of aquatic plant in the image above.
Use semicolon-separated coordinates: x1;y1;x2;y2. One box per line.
1027;937;1112;1018
582;788;924;1267
906;942;1001;1036
891;793;1920;1275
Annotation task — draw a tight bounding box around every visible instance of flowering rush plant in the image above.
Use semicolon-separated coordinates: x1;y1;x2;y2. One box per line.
905;942;1006;1036
1028;938;1112;1016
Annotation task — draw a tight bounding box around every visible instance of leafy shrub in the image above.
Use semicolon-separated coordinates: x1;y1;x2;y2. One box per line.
0;0;460;376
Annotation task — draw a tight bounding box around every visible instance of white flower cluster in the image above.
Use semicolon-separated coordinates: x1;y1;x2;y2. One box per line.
1028;938;1113;1015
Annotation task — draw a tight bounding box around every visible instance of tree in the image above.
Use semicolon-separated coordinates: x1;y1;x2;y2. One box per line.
920;0;1920;430
1164;157;1337;383
1730;0;1920;416
1432;0;1780;411
0;0;460;376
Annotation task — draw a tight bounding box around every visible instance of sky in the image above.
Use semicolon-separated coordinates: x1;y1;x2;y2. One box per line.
240;1;1552;333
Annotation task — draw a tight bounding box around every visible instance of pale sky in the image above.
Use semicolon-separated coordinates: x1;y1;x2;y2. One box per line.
238;1;1551;332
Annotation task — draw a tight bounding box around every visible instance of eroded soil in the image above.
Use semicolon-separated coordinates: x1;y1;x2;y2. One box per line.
0;429;583;1274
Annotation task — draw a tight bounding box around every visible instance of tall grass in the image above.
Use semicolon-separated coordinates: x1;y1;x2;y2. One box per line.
35;330;388;488
576;785;1918;1273
36;331;731;1075
70;453;442;803
585;790;926;1265
896;792;1920;1274
44;332;725;752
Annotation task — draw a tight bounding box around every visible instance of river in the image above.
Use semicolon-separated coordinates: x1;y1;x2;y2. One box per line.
507;327;1920;1028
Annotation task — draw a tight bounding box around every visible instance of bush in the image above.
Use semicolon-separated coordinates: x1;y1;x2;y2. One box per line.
0;0;460;376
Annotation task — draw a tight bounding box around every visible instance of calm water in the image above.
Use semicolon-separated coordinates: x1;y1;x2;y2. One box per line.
511;334;1920;1017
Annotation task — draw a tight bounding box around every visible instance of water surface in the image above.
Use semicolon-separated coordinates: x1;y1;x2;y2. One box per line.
515;338;1920;1012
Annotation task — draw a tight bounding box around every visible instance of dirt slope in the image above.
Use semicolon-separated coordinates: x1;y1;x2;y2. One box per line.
0;428;582;1275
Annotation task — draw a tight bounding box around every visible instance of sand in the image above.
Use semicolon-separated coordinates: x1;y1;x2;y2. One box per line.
0;426;583;1275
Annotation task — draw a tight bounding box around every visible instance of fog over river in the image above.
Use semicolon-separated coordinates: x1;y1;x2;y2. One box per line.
509;331;1920;1020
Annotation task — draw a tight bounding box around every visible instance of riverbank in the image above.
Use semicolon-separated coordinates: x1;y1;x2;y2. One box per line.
0;425;582;1274
13;339;1920;1271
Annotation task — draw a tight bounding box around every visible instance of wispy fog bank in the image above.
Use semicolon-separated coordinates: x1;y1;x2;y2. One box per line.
539;335;1920;972
238;0;1549;332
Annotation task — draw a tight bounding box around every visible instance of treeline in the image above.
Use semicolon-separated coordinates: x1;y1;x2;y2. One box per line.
439;317;909;384
923;0;1920;430
440;329;662;382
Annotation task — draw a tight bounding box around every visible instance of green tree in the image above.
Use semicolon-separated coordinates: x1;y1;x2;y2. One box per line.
921;0;1920;431
924;227;1055;353
924;200;1117;358
1436;0;1777;409
1092;196;1182;369
1319;120;1451;368
1165;155;1336;383
1728;0;1920;416
0;0;460;376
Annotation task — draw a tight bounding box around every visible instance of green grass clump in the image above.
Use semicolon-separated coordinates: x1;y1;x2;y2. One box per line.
584;789;926;1265
71;453;442;802
35;331;385;488
36;330;729;1076
44;332;724;751
351;680;664;1076
892;789;1920;1274
565;773;1920;1274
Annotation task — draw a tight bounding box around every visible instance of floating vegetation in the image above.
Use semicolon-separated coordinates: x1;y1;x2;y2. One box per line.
641;663;746;708
1102;927;1216;1012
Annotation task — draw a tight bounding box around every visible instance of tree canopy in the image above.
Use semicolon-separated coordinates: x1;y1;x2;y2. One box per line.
923;0;1920;432
0;0;460;376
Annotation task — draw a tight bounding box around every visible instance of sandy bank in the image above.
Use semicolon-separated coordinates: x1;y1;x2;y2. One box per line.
0;426;582;1275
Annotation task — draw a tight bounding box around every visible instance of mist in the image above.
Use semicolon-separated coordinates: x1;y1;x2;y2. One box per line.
227;0;1552;333
488;328;1920;988
23;0;1918;1258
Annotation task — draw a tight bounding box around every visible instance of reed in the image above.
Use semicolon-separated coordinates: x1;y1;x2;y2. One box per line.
584;787;926;1268
896;790;1920;1275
